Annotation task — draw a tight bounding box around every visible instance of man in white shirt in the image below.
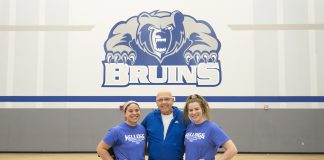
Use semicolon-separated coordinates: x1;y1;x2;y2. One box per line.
141;91;187;160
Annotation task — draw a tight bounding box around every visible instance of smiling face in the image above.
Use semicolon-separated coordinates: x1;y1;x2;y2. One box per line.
184;98;210;124
124;103;141;126
156;91;174;115
187;102;205;124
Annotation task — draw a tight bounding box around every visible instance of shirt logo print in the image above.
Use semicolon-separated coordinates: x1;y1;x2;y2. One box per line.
124;134;145;144
185;132;205;142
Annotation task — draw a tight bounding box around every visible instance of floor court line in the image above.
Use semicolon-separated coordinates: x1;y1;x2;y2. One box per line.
0;153;324;160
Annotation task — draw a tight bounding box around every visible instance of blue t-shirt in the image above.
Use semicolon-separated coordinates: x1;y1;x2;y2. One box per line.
184;120;229;160
103;122;146;160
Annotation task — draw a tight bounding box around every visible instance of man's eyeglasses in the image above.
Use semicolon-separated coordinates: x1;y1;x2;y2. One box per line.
156;97;173;103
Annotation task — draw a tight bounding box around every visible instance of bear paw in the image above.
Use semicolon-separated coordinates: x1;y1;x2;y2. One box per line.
184;50;218;65
105;51;137;65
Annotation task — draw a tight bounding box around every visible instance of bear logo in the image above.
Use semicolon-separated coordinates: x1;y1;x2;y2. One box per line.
102;10;222;87
103;10;221;65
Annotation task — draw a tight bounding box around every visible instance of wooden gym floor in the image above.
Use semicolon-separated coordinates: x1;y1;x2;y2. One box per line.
0;153;324;160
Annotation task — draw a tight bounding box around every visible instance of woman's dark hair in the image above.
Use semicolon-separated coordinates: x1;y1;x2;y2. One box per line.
108;148;116;159
123;100;139;113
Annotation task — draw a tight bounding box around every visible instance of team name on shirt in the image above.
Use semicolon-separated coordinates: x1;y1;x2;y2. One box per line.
185;132;205;142
124;134;145;144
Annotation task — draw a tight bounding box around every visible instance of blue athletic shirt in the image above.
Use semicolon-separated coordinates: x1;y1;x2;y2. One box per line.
142;106;187;160
184;120;229;160
103;122;146;160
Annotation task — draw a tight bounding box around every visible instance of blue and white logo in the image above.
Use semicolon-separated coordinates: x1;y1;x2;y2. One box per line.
185;132;205;142
124;134;145;144
102;10;222;87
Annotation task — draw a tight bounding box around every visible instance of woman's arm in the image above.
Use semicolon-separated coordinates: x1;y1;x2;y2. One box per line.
96;140;114;160
217;140;238;160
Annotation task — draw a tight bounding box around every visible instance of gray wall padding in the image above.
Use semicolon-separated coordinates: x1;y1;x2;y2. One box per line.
0;108;323;153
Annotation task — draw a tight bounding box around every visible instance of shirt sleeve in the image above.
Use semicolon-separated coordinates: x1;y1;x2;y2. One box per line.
102;127;119;146
211;124;230;148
